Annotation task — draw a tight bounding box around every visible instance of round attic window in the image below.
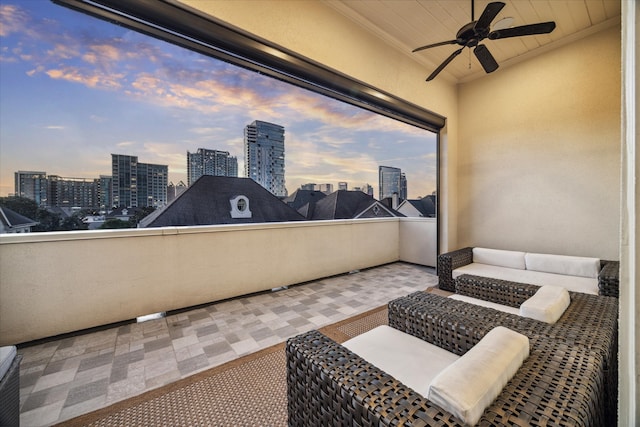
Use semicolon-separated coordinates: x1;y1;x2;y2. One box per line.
230;195;252;218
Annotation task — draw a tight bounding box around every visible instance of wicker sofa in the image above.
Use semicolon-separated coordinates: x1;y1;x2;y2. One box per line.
403;290;618;425
437;247;620;297
286;294;609;426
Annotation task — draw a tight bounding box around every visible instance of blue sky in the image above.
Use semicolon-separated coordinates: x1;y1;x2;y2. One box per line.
0;1;437;199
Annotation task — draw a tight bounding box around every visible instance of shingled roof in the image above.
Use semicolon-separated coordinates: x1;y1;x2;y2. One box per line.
0;206;39;233
283;189;327;219
140;176;305;227
305;190;404;220
400;195;436;217
284;189;327;210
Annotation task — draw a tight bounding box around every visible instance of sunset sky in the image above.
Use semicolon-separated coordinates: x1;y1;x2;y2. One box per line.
0;1;437;199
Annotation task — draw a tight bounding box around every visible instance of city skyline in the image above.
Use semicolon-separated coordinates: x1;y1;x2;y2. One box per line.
0;1;438;199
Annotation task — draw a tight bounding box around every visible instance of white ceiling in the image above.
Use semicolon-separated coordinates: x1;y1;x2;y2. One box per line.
324;0;621;83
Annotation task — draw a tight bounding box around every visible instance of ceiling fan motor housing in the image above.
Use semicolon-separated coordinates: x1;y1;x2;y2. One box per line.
456;21;490;47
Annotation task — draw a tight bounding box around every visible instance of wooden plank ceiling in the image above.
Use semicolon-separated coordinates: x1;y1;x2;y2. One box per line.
324;0;621;83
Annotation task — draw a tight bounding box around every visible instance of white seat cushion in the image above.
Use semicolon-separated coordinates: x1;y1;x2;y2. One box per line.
520;285;571;324
525;252;600;278
427;326;530;426
342;325;460;397
452;263;599;294
473;247;526;270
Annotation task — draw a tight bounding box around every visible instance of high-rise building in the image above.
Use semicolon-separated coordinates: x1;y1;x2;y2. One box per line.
187;148;238;186
364;184;374;197
137;162;169;208
47;175;97;208
112;154;137;208
317;183;333;194
14;171;48;207
378;166;407;201
98;175;112;211
167;180;187;203
353;184;374;197
15;171;105;209
111;154;168;208
244;120;285;197
227;156;238;178
338;182;348;191
300;183;316;191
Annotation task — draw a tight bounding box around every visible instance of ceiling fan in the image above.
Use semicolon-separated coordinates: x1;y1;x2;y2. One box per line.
412;1;556;81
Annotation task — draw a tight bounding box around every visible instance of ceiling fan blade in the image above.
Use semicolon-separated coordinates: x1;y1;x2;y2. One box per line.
474;44;499;74
475;1;505;31
412;40;458;53
426;47;464;81
488;22;556;40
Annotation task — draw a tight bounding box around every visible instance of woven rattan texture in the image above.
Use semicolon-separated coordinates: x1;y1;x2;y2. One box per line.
436;247;473;291
288;298;608;426
599;260;620;297
0;354;21;427
454;274;539;307
394;292;617;425
286;330;464;427
437;248;620;298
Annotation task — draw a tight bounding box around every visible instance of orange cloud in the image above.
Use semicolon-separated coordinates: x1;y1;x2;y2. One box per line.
0;4;27;37
46;67;123;89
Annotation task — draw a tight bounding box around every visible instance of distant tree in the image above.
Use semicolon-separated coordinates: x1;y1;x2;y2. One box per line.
0;197;94;231
0;196;58;231
100;218;131;229
60;215;88;231
130;206;156;226
78;208;99;217
32;209;61;232
0;196;39;219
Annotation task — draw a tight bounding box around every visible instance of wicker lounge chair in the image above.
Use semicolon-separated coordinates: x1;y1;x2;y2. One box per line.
0;348;22;427
397;292;618;425
286;298;607;426
437;247;620;297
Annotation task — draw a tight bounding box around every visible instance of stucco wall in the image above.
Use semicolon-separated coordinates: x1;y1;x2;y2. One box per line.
457;25;621;260
0;219;403;345
399;218;437;265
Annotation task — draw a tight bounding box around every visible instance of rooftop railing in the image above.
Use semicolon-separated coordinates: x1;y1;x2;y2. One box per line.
0;217;436;345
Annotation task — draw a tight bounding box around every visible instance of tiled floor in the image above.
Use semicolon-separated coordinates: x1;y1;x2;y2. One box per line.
17;262;438;426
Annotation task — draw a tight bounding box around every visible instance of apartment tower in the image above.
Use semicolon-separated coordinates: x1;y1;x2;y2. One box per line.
378;166;407;201
111;154;168;208
187;148;238;186
244;120;286;197
14;171;48;206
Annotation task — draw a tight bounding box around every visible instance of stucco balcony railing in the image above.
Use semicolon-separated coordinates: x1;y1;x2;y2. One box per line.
0;217;436;345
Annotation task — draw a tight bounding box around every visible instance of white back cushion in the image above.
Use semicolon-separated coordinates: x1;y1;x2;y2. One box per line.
520;285;571;324
427;326;529;426
525;253;600;278
473;247;526;270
